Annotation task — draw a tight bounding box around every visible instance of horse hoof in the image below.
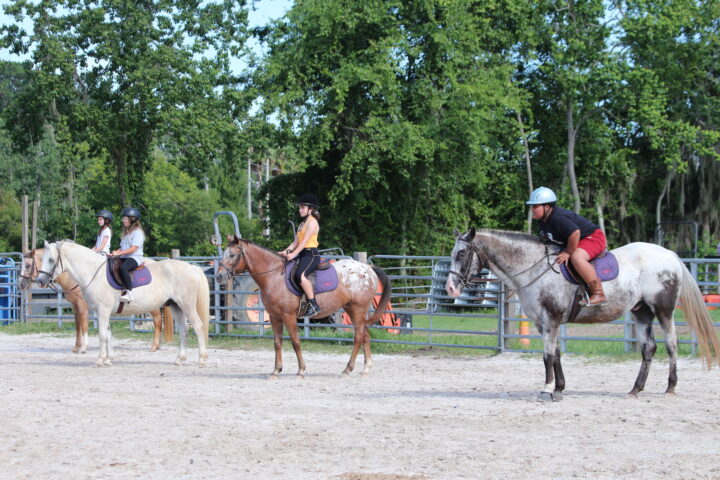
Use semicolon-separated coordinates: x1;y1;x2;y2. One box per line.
296;373;305;379
95;359;104;367
626;392;639;399
72;347;80;354
536;392;553;402
174;359;183;366
269;374;279;381
80;349;87;354
551;391;563;402
103;359;112;366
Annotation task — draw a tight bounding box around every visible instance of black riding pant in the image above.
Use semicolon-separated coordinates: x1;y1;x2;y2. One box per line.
118;258;139;291
294;248;320;287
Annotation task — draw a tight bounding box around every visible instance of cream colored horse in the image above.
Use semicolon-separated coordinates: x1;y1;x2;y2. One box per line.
37;241;209;367
20;249;165;353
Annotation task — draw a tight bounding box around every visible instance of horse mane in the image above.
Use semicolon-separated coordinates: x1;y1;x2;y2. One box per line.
479;229;544;245
232;238;284;259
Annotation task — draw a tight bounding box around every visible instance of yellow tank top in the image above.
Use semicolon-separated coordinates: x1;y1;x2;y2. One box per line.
297;217;319;249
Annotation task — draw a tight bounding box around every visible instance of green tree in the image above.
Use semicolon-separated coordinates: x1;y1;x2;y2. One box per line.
1;0;250;207
258;0;534;255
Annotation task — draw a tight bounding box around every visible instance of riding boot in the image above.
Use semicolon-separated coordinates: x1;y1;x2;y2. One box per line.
581;279;607;307
303;298;320;318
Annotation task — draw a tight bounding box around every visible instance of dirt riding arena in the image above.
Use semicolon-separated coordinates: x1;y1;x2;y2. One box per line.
2;333;720;480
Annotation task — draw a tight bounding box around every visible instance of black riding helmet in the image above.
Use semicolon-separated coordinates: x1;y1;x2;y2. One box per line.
121;207;141;221
95;209;114;222
295;193;319;209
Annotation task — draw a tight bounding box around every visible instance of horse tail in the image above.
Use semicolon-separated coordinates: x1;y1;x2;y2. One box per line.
679;262;720;368
368;266;392;325
195;267;211;345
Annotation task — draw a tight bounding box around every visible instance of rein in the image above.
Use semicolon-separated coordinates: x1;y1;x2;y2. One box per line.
450;240;559;292
38;244;106;294
219;244;286;279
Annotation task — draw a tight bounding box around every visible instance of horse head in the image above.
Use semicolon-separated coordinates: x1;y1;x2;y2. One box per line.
36;241;63;287
446;228;488;298
215;235;247;285
19;248;42;290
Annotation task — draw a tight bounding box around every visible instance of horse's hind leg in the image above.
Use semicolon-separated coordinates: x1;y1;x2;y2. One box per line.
171;306;188;366
656;307;678;395
629;304;657;397
71;296;90;354
361;322;373;376
343;310;369;376
284;316;306;378
180;303;207;367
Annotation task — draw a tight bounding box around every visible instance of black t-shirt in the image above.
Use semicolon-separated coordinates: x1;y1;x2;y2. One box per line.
538;207;599;247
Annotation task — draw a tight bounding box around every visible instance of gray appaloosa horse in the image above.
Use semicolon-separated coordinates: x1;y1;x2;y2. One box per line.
446;228;720;401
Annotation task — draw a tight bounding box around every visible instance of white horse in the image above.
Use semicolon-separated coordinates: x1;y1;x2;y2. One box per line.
446;229;720;401
36;241;210;367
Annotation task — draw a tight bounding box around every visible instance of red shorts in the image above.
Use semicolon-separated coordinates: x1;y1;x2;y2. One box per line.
577;229;607;260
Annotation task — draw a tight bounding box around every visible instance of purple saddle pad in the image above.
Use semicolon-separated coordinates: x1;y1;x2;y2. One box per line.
106;262;153;290
284;260;339;297
560;252;619;285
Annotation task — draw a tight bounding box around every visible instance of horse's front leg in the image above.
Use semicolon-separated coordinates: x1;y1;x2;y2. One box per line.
95;308;113;367
269;317;284;380
284;315;306;378
72;297;90;354
150;308;163;352
538;321;563;402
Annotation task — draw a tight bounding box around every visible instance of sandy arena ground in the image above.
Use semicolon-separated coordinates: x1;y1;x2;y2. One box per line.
2;332;720;480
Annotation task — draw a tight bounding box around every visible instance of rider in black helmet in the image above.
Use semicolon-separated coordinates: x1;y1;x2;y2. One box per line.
91;210;114;255
280;194;322;317
110;207;145;303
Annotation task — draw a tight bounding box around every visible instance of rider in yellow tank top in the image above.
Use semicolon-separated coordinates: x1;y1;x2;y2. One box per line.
297;218;319;248
280;194;322;317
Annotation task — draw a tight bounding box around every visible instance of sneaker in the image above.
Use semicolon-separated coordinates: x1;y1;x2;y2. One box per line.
119;290;133;303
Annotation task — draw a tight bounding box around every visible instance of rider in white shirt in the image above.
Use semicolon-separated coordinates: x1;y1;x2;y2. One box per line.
110;207;145;303
91;210;113;255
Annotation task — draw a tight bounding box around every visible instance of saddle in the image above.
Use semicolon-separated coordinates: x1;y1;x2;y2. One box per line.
559;250;619;286
284;258;339;297
106;257;153;290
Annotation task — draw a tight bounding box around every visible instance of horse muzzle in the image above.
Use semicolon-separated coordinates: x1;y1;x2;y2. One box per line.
445;279;462;298
36;272;51;288
215;270;230;285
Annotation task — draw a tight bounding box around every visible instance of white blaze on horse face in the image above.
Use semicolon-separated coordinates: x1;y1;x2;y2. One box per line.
37;243;59;286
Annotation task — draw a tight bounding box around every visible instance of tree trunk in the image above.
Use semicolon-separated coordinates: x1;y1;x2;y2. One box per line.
516;111;534;233
566;103;581;213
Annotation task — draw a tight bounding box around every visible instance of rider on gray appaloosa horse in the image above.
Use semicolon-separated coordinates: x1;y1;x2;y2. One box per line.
446;226;720;402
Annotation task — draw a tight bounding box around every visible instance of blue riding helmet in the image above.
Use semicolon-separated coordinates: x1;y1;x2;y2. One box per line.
526;187;558;205
121;207;141;220
95;209;114;222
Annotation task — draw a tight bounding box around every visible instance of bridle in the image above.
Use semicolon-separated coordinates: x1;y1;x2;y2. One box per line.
37;243;104;294
19;250;39;282
218;242;285;279
448;239;559;291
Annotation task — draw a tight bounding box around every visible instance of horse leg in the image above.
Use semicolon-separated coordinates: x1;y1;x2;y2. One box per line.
343;310;367;376
181;302;208;367
269;317;284;379
361;322;373;376
150;309;162;352
72;298;90;354
656;308;678;395
284;316;306;378
552;345;565;401
628;304;657;398
95;308;112;367
171;306;188;366
538;321;562;401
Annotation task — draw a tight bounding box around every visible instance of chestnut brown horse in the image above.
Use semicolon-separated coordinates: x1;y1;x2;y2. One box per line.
20;249;165;353
215;236;392;378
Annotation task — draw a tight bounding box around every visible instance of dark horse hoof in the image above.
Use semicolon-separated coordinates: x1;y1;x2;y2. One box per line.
537;391;563;402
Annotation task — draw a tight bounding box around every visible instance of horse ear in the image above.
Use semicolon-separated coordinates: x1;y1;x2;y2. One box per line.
44;240;50;248
233;234;241;244
466;228;476;240
453;228;460;237
226;234;234;243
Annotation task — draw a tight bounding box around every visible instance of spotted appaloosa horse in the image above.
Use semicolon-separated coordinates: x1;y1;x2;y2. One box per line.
446;228;720;401
20;248;166;353
215;236;392;378
37;241;210;367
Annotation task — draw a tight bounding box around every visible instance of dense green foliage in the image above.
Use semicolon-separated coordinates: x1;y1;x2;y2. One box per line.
0;0;718;257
